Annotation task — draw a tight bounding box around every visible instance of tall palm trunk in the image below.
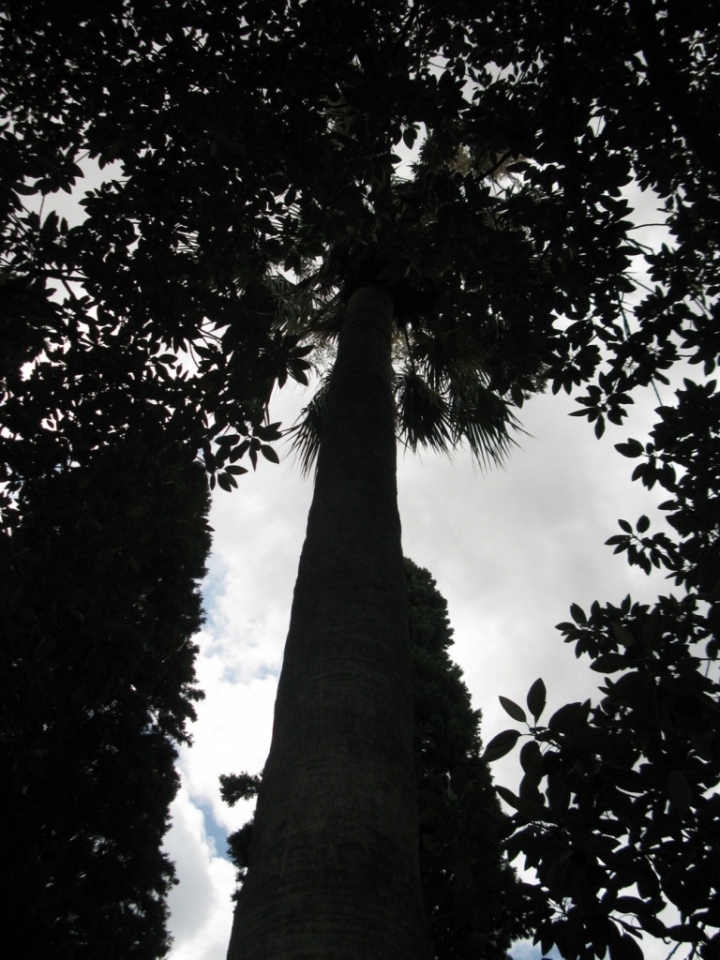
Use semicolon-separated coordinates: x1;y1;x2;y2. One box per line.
227;286;431;960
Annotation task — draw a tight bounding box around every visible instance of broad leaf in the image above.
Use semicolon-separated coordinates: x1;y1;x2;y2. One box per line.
499;696;527;724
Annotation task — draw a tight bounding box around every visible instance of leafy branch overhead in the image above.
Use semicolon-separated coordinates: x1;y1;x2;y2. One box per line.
5;0;718;498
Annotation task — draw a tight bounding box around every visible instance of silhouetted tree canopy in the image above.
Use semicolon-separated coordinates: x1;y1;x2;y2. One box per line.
0;431;211;959
1;1;717;956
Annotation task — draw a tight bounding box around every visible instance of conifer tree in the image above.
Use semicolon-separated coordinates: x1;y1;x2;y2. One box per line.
222;558;542;960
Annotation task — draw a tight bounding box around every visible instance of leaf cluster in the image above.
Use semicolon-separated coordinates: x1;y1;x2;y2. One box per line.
0;2;324;497
462;0;719;428
489;375;720;960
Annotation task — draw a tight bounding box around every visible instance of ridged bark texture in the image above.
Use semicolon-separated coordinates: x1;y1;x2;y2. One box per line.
227;286;431;960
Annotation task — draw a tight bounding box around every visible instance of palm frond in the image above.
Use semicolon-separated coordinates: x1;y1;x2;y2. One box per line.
448;376;522;468
267;272;341;339
286;372;333;476
395;366;455;456
408;323;491;391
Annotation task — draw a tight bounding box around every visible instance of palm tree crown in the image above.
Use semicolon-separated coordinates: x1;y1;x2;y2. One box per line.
269;139;546;476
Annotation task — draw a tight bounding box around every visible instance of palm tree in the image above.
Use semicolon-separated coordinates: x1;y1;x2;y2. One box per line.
227;141;548;960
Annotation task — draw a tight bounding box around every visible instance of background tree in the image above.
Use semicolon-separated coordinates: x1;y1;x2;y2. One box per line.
407;558;544;960
0;428;211;959
221;557;542;960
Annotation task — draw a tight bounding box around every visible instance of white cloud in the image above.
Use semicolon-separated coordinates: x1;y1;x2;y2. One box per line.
164;786;237;960
177;638;278;835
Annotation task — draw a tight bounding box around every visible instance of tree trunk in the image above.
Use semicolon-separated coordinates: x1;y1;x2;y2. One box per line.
227;286;431;960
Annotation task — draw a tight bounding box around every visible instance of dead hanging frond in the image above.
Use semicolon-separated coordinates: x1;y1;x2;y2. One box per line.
286;372;333;476
287;342;522;475
299;288;344;338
